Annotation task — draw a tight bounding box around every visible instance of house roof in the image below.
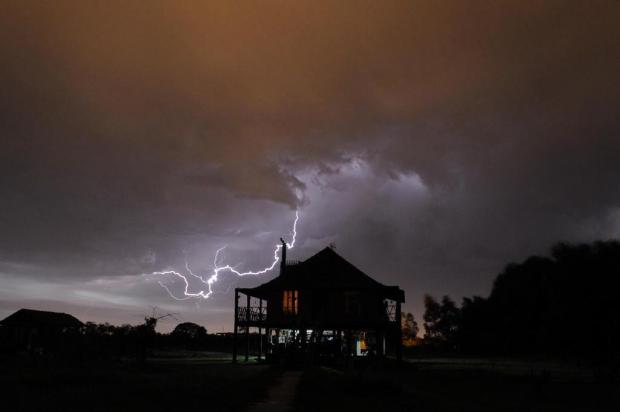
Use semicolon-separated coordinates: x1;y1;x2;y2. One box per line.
241;247;405;301
0;308;84;329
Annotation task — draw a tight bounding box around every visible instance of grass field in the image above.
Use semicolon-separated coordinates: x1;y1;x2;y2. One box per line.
2;353;618;411
0;353;275;412
295;359;619;411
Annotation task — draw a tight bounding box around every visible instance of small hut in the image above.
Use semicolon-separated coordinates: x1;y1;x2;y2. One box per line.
232;243;405;363
0;308;83;353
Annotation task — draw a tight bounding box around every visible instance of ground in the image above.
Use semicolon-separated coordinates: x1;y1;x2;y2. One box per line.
295;358;620;412
0;351;275;412
1;352;618;411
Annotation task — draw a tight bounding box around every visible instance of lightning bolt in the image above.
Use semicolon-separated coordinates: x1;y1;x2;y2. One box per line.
150;211;299;300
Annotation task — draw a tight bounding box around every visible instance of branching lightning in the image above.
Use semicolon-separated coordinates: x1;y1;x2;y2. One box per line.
150;211;299;300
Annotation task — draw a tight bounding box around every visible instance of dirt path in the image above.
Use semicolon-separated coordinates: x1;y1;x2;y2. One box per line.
245;370;302;412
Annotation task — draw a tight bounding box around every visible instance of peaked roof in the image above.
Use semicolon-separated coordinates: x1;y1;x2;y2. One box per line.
243;247;404;301
0;308;83;328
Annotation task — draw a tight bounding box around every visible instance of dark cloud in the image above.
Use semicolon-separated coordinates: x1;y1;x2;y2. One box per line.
0;1;619;329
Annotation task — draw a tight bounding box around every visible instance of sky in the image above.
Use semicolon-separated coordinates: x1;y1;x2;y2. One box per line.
1;0;619;332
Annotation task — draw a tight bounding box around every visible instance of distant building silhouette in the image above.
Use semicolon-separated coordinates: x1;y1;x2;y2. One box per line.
0;308;83;353
233;246;405;363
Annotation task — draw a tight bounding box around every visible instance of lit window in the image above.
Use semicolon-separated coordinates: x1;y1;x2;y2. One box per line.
283;290;298;315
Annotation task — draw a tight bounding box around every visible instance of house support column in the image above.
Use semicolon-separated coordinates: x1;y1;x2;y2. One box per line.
232;289;239;363
396;300;402;362
258;299;263;361
345;330;353;357
377;329;384;357
265;328;271;359
245;294;250;362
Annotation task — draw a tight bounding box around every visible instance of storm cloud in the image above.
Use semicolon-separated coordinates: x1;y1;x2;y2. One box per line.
1;1;619;330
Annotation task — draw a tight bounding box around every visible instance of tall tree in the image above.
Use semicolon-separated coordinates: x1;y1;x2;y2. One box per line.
437;295;460;345
402;312;419;340
423;294;442;341
423;294;461;348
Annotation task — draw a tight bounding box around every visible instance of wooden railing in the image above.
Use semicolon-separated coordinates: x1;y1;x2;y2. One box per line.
384;299;398;322
237;306;267;323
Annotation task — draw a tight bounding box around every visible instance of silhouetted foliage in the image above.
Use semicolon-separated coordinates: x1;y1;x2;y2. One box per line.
452;240;620;366
401;312;419;340
172;322;208;339
69;320;225;361
423;295;461;349
171;322;208;349
458;296;493;353
422;294;441;341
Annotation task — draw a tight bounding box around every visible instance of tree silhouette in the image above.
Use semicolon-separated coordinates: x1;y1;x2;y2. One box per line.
402;312;419;340
438;296;460;347
172;322;207;340
423;295;460;348
454;240;620;368
423;294;442;342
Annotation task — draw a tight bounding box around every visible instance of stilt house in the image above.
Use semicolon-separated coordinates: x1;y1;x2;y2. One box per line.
233;242;405;362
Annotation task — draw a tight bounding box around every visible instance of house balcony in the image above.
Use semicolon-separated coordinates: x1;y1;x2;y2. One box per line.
236;306;267;325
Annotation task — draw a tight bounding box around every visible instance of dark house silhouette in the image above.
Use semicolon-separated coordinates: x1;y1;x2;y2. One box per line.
0;308;83;352
233;244;405;362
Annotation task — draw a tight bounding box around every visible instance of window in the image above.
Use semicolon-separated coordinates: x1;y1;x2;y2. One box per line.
344;291;362;316
283;290;299;315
